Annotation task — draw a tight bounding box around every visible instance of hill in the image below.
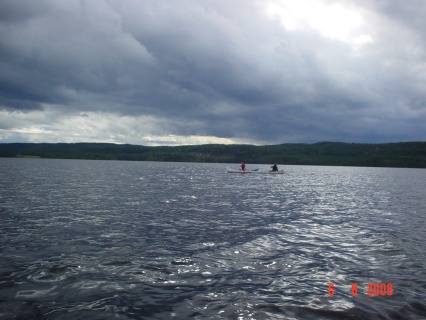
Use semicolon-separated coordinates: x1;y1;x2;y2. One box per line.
1;142;426;168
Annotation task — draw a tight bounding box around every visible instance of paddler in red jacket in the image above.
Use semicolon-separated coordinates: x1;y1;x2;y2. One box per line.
240;162;246;171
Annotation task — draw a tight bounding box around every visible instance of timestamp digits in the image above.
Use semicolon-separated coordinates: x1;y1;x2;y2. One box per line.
328;283;393;297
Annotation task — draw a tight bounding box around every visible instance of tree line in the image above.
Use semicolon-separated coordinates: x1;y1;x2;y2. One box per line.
1;141;426;168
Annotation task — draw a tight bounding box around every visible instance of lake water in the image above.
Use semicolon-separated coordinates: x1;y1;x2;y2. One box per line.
0;158;425;320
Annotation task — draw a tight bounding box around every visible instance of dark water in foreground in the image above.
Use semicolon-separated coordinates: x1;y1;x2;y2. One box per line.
0;158;425;320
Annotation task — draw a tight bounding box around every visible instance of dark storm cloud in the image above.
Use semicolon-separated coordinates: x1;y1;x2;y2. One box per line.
0;0;48;22
0;0;425;144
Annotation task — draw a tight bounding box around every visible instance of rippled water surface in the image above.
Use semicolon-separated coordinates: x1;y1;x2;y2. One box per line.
1;158;425;319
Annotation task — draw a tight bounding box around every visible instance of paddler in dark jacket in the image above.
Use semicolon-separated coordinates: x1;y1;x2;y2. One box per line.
271;163;278;172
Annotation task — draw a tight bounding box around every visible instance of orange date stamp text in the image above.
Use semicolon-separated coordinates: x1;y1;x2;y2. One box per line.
328;282;393;297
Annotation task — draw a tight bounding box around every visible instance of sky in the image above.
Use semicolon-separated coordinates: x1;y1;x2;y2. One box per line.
1;0;425;146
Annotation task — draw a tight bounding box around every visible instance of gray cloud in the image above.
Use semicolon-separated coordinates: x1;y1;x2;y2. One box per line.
0;0;425;144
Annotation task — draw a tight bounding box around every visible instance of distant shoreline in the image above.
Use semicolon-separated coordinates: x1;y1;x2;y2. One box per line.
1;141;426;168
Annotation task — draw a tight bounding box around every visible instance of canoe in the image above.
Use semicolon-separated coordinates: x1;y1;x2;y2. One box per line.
226;168;257;173
226;167;284;174
254;169;284;174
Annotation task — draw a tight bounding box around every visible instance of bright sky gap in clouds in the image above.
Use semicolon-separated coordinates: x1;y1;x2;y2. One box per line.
0;0;425;146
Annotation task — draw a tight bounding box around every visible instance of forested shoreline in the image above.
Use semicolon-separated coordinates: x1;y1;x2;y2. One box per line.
1;142;426;168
